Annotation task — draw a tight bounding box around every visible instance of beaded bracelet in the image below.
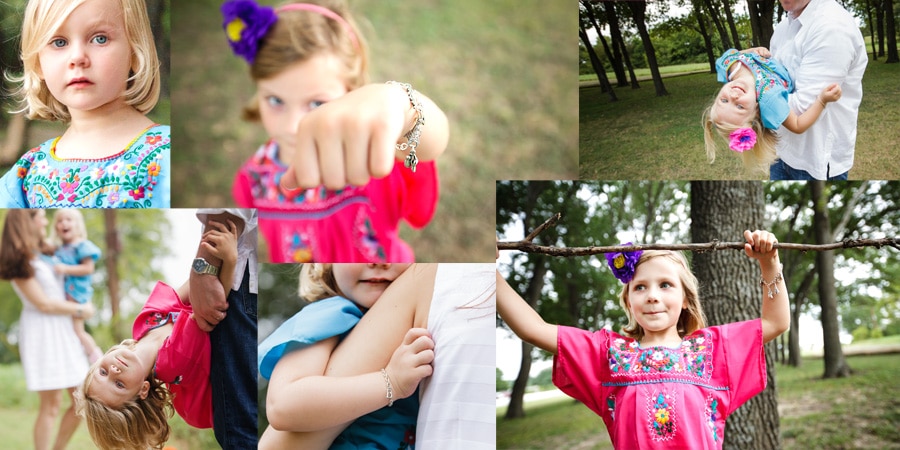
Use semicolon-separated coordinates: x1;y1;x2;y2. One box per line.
759;267;784;299
381;368;394;407
386;81;424;173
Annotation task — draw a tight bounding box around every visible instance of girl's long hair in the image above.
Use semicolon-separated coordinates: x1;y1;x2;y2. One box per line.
702;97;778;174
0;210;42;279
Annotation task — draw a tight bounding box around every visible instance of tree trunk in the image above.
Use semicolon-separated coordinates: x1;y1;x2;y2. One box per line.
866;0;878;60
704;0;733;50
579;24;617;101
691;181;781;450
505;256;548;419
1;112;29;165
749;0;776;48
104;210;123;341
885;0;898;63
810;181;852;378
787;267;816;367
876;0;885;58
583;1;627;87
693;1;717;73
721;0;742;49
145;0;169;97
627;1;668;96
601;2;632;88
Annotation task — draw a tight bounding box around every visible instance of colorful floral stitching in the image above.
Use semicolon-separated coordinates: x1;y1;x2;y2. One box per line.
706;394;720;442
647;389;676;441
608;330;713;381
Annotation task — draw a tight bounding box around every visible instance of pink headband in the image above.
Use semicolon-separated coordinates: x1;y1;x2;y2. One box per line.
276;3;360;49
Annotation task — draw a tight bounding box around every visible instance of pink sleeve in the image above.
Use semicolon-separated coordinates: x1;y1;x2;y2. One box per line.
399;160;438;228
156;307;213;429
132;282;184;340
715;319;767;415
552;325;609;417
231;164;254;209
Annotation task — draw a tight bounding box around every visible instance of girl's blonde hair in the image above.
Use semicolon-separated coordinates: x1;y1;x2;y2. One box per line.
702;97;777;175
75;340;173;450
11;0;160;122
298;263;342;301
618;250;707;341
49;208;88;246
243;0;368;121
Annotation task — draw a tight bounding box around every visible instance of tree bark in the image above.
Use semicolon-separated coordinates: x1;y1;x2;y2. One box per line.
693;1;717;73
703;0;732;50
811;181;852;378
505;255;548;419
721;0;743;49
579;24;617;101
627;1;668;96
583;1;627;87
104;210;123;341
866;0;878;60
885;0;898;63
788;267;816;367
691;181;781;450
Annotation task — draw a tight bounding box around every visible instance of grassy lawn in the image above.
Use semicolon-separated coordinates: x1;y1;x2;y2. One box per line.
580;58;900;180
579;62;710;83
0;363;217;449
497;353;900;449
171;0;577;262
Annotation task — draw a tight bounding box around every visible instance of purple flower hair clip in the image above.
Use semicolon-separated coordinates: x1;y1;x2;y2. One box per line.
605;243;643;284
221;0;277;64
729;127;757;152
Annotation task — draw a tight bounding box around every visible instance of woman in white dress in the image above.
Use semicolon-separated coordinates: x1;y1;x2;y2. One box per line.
0;210;95;450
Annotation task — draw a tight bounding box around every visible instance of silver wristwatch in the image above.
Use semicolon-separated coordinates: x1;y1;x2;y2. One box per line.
192;258;220;276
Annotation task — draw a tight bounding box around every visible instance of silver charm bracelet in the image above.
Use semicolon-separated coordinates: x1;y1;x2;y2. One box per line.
387;81;424;172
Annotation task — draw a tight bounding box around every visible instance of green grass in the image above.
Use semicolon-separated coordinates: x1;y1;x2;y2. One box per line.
580;57;900;180
579;62;710;83
171;0;577;262
0;364;219;449
497;353;900;449
849;334;900;346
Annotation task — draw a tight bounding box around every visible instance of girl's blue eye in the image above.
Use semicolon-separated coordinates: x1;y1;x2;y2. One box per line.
661;282;673;288
116;381;125;389
92;35;108;44
51;38;67;48
309;100;325;110
266;96;284;107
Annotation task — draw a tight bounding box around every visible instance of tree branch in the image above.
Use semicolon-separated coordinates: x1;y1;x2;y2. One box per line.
499;213;900;257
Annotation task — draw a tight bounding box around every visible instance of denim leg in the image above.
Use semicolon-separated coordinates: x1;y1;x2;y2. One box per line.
210;266;258;449
769;159;816;180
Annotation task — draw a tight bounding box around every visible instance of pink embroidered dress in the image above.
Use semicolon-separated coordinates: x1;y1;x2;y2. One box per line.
553;319;766;449
232;140;438;262
133;282;213;429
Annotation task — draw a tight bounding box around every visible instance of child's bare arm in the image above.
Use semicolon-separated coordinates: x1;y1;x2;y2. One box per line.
781;83;841;134
54;257;95;276
266;328;433;432
12;277;95;318
743;230;790;343
497;270;559;354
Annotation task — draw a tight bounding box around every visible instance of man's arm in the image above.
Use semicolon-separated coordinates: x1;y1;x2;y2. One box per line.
190;212;245;332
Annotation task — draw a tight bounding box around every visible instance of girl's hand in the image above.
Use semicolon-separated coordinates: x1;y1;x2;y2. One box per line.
53;264;68;275
742;47;771;58
819;83;842;104
743;229;778;262
281;83;414;191
79;303;96;319
384;327;434;400
201;220;239;266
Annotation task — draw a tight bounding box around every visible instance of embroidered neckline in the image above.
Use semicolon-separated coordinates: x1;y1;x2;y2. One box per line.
49;123;161;162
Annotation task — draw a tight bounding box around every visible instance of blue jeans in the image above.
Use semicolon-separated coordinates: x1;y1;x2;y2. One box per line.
210;266;258;449
770;159;849;180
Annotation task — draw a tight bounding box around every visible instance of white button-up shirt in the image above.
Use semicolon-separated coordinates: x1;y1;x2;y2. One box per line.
770;0;867;179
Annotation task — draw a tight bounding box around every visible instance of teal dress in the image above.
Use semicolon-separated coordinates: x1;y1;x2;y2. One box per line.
0;124;170;208
259;297;418;449
716;49;794;130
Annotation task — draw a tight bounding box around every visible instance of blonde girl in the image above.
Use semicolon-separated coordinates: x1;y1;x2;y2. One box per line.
258;263;435;449
75;221;238;449
702;47;841;174
51;208;103;363
223;0;449;262
0;0;170;208
497;231;790;449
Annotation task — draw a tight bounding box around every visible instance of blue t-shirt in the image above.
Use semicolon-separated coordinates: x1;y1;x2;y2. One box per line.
55;240;101;304
715;49;794;130
258;297;419;449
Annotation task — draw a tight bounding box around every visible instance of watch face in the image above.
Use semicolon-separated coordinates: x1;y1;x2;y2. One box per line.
193;258;208;272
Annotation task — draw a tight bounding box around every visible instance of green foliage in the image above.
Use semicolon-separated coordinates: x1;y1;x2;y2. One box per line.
496;368;510;392
530;367;553;388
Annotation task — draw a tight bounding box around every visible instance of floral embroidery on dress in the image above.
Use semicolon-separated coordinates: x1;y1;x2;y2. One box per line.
398;425;416;449
608;331;713;381
144;311;179;330
354;210;385;262
11;125;169;208
284;230;313;263
705;394;720;442
647;389;676;441
607;394;616;421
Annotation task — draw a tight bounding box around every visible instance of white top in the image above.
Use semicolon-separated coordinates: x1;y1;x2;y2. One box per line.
416;264;496;449
14;258;89;391
196;208;258;293
770;0;868;179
